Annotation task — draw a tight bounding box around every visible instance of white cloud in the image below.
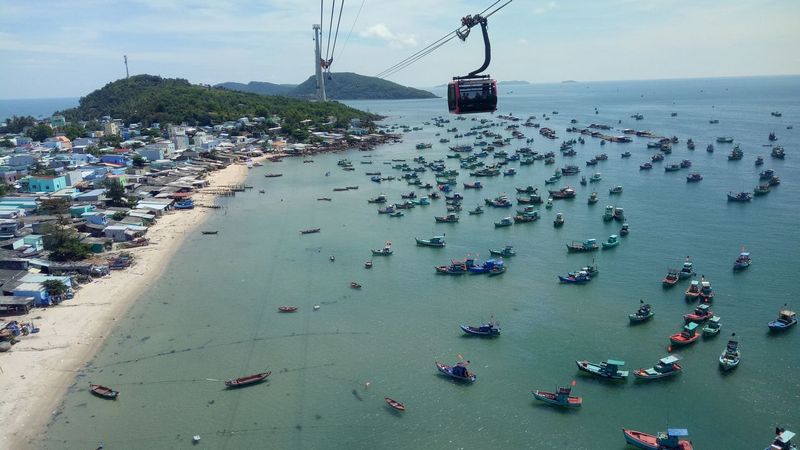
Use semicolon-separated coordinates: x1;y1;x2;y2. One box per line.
360;24;418;48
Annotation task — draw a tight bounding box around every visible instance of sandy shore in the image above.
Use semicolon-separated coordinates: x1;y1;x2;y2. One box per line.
0;160;252;449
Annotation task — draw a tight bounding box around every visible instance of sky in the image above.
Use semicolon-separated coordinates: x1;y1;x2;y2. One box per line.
0;0;799;99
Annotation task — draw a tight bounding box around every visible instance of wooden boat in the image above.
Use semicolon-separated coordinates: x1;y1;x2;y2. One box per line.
201;231;218;235
621;151;632;158
460;321;501;336
489;245;515;257
532;386;582;408
662;269;679;287
278;306;298;313
416;236;446;247
364;261;373;269
371;241;393;256
548;186;576;199
684;280;701;300
719;335;740;371
576;359;628;379
435;361;476;382
629;301;654;323
622;428;693;450
684;304;713;323
755;156;764;166
609;185;623;195
264;173;283;177
317;197;332;201
727;191;752;202
384;397;406;411
702;316;722;336
678;258;695;279
516;185;538;194
620;223;630;236
435;214;459;223
640;162;653;170
553;212;565;227
468;259;504;274
754;184;771;195
669;322;700;346
90;384;119;400
602;234;619;249
300;228;321;234
686;172;703;182
765;428;796;450
589;173;602;182
587;192;599;204
559;271;591;284
602;205;615;221
367;194;387;204
494;217;513;227
351;282;362;289
634;355;682;380
699;280;715;303
487;266;506;276
468;205;484;215
566;239;599;252
389;211;404;217
768;309;797;331
224;371;271;388
580;176;587;186
733;251;751;271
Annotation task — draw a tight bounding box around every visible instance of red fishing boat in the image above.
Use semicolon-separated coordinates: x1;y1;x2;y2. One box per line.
90;384;119;400
669;322;700;347
224;371;271;388
278;306;298;313
384;397;406;411
684;280;701;301
684;304;713;323
622;428;693;449
662;269;679;288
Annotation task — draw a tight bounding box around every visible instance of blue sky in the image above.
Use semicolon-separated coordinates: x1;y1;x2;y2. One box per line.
0;0;798;98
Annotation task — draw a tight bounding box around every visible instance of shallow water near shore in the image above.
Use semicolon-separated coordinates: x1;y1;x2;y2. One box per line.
43;77;799;449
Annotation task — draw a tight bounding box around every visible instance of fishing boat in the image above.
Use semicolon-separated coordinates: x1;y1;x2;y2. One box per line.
435;258;472;275
622;428;693;450
686;172;703;182
553;212;565;227
435;213;459;223
488;265;506;276
566;239;599;252
576;359;628;379
602;234;619;249
485;195;513;208
771;146;786;159
640;162;653;170
587;192;599;204
620;223;630;236
612;207;625;222
609;185;623;195
580;176;587;186
364;261;373;269
300;228;321;234
384;397;406;411
463;181;483;189
755;156;764;166
435;361;476;382
707;144;714;152
532;386;582;408
278;306;298;313
684;304;713;322
90;384;119;400
416;236;446;247
224;371;271;388
559;270;591;284
503;168;517;176
201;231;218;235
460;320;501;336
516;185;538;194
717;136;734;143
589;173;602;183
489;245;516;257
733;251;751;271
514;211;540;223
664;164;681;172
264;173;283;178
754;183;771;195
633;355;682;380
699;280;715;303
495;217;513;227
727;191;752;202
766;428;796;450
629;300;654;323
389;211;404;217
768;308;797;331
685;280;701;300
678;258;695;279
545;198;553;209
728;146;744;160
544;175;559;184
621;151;632;158
468;259;504;274
371;242;393;256
548;186;576;199
719;335;740;371
669;322;700;347
662;269;680;287
468;205;484;215
702;316;722;336
602;205;614;221
350;281;362;289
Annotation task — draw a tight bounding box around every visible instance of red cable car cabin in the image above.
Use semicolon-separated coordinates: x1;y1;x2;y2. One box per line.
448;76;497;114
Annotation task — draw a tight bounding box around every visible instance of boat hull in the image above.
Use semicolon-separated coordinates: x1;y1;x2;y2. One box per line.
622;429;693;450
435;362;476;382
532;390;582;408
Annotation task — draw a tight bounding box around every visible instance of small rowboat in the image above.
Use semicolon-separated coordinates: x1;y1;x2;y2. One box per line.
90;384;119;400
351;282;362;289
435;361;476;383
300;228;321;234
278;306;298;313
384;397;406;411
201;231;218;235
224;371;271;388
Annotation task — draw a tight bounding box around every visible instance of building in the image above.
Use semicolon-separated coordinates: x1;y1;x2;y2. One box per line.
27;175;67;193
104;122;119;136
50;115;66;128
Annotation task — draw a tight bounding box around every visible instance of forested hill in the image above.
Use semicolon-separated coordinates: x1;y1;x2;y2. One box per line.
59;75;376;128
216;81;296;96
290;72;437;100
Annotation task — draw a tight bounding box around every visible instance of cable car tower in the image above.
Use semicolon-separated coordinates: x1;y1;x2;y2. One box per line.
447;14;497;114
312;24;327;102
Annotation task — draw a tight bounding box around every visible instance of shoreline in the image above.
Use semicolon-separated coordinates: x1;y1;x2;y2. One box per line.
0;160;253;449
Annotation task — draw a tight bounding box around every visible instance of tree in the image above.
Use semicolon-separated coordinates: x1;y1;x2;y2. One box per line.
61;122;87;140
103;178;127;206
0;115;35;133
0;139;14;148
30;161;57;177
38;198;71;215
131;154;146;168
42;279;68;298
27;124;54;142
0;182;12;196
41;224;90;261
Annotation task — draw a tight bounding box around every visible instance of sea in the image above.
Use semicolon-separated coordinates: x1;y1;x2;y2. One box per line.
0;98;79;122
34;76;799;449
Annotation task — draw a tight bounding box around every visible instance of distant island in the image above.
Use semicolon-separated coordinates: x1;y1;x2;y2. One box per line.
561;80;578;83
59;75;376;128
499;80;531;86
217;72;437;100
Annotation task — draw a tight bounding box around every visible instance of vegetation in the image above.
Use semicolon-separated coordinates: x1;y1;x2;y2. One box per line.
0;182;12;196
30;161;57;177
131;154;146;167
0;115;36;133
42;279;69;298
216;81;296;96
58;75;377;130
42;224;91;261
103;178;127;206
0;139;14;148
38;198;71;215
26;124;54;142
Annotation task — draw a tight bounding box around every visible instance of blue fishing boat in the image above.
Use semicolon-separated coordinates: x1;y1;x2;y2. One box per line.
727;191;752;202
416;236;445;247
733;251;751;271
719;335;740;371
468;259;504;274
435;361;476;383
566;239;599;252
768;308;797;331
460;320;501;336
576;359;628;379
174;200;195;210
559;270;591;284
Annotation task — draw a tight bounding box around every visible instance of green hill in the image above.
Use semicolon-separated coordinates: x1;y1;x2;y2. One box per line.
60;75;376;129
290;73;437;100
216;81;296;96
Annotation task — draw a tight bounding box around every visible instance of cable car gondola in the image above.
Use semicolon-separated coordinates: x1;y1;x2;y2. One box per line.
447;14;497;114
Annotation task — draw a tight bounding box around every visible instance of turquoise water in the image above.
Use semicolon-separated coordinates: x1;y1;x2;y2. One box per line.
43;77;799;449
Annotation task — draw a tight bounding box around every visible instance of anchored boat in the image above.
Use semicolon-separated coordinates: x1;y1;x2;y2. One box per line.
576;359;628;380
622;428;693;450
224;371;271;388
633;355;682;380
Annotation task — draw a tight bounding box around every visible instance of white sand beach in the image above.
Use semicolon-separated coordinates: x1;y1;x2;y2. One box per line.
0;161;251;449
